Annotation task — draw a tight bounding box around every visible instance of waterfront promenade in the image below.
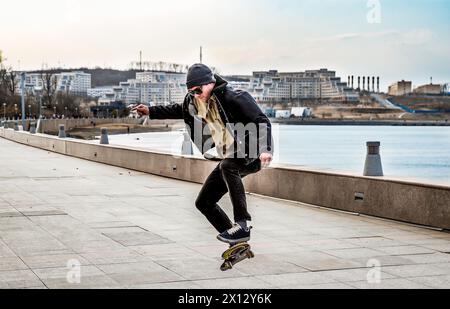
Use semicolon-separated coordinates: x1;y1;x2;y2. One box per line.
1;137;450;289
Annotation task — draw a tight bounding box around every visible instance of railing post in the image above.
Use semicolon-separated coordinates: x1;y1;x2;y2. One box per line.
58;124;66;138
364;141;384;176
181;132;193;155
100;127;109;145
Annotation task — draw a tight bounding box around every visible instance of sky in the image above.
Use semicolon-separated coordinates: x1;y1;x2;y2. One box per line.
0;0;449;91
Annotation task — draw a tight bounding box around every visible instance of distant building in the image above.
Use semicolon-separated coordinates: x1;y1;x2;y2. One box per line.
444;83;450;95
24;73;46;90
136;71;186;84
413;83;442;95
260;107;276;118
23;71;91;96
275;110;291;119
87;86;114;98
90;101;127;118
388;80;412;96
57;72;91;96
291;107;312;118
229;69;358;103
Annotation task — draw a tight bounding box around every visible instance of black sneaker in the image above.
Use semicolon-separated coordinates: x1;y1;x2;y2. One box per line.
217;224;251;244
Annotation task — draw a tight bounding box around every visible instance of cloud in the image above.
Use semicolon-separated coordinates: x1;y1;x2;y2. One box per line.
400;29;434;45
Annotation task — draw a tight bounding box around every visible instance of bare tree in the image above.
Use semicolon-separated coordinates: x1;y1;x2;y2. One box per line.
0;67;7;100
6;70;18;96
40;71;58;107
0;67;18;96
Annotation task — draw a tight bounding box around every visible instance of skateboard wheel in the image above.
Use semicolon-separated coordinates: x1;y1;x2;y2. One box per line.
220;261;233;271
248;251;255;259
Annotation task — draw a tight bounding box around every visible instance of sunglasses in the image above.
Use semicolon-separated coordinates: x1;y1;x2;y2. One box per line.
189;86;203;96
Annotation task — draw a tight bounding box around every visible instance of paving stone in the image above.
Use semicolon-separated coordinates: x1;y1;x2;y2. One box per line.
407;275;450;289
2;137;450;289
279;251;364;271
323;248;388;260
33;266;120;289
131;243;203;260
130;281;203;289
0;269;44;288
396;253;450;264
256;272;338;288
99;227;173;247
232;254;308;276
291;238;360;250
96;261;185;285
21;254;91;269
374;245;435;256
346;278;431;289
81;249;151;265
192;277;274;289
283;282;355;289
155;257;248;280
0;257;29;271
382;264;450;278
318;267;398;283
342;236;404;248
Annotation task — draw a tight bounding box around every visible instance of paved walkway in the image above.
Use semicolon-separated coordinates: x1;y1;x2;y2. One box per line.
1;137;450;289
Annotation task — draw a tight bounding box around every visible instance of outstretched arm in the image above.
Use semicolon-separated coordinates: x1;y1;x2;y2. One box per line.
133;103;183;120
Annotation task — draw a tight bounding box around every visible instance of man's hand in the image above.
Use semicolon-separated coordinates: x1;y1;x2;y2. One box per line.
259;153;273;168
132;104;150;117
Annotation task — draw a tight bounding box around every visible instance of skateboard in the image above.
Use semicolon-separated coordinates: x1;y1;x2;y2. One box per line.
220;242;255;271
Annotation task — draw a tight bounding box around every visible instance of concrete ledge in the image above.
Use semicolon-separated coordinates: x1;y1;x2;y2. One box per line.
1;118;180;133
1;126;449;230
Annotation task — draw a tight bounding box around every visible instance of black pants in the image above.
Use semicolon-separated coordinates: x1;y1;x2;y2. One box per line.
195;158;262;233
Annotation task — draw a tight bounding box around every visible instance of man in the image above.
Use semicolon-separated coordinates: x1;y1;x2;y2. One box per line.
133;63;273;245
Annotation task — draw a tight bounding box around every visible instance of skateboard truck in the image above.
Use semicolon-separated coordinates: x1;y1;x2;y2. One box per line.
220;242;255;271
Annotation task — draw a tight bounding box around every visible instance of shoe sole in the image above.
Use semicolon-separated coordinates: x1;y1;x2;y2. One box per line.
217;235;250;244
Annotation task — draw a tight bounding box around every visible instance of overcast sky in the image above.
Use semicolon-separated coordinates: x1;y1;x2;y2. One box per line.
1;0;449;90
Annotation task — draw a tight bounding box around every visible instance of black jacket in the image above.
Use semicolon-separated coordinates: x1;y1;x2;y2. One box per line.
149;75;273;160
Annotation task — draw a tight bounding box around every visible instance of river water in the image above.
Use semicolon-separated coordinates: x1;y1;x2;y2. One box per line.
104;125;450;185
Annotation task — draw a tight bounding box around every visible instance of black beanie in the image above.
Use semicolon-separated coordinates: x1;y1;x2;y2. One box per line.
186;64;216;89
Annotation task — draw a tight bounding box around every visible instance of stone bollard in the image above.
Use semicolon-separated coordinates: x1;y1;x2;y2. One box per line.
181;132;193;155
58;124;66;138
14;121;19;131
30;122;36;134
363;141;384;176
100;127;109;145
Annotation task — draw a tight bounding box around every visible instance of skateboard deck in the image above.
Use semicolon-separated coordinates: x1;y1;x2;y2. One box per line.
220;242;255;271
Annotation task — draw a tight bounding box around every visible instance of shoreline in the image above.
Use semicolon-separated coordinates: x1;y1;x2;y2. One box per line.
271;119;450;126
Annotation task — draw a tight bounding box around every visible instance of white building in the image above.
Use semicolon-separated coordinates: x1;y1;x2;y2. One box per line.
87;86;114;98
57;72;91;96
90;71;188;106
291;107;312;118
232;69;359;103
275;110;291;119
23;71;91;96
24;73;46;89
136;71;186;84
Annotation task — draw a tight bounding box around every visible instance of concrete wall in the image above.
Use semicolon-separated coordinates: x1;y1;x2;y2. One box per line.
39;118;141;133
1;127;449;230
1;118;181;134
